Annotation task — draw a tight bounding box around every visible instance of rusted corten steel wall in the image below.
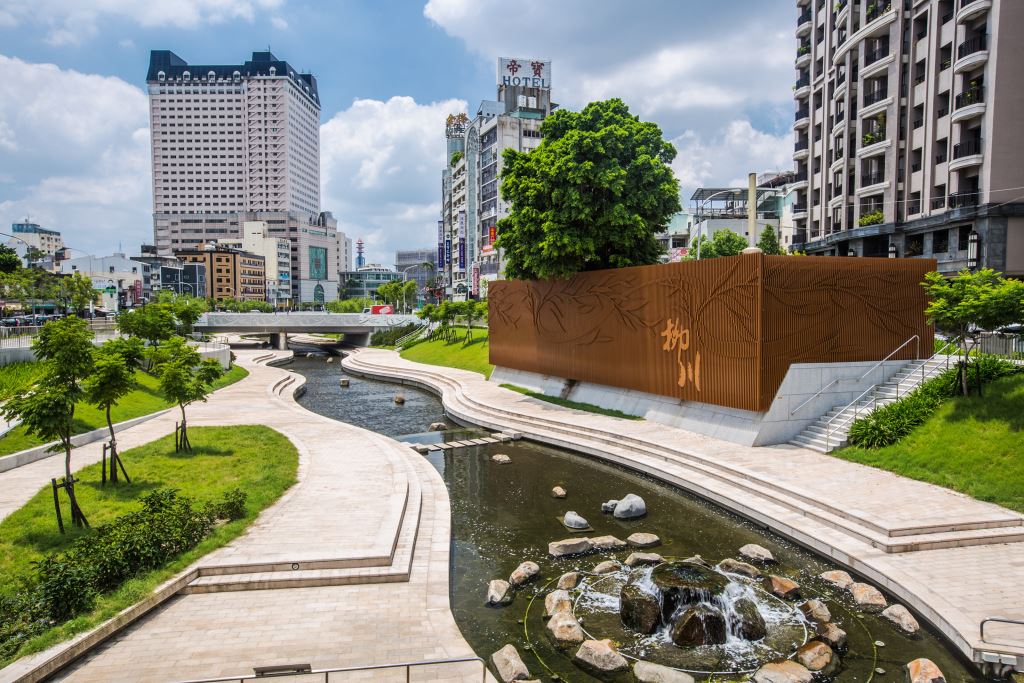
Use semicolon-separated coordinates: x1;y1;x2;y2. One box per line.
488;254;935;412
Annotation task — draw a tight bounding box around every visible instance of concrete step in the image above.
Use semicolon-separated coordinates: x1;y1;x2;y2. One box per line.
791;433;847;451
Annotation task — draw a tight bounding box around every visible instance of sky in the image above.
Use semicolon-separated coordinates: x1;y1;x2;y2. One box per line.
0;0;796;266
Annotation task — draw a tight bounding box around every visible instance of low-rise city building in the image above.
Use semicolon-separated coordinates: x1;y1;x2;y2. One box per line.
176;244;266;301
220;221;293;308
340;265;401;300
58;254;149;311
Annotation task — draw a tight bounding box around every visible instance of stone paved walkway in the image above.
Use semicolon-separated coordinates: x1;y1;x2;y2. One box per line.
344;348;1024;672
0;350;479;683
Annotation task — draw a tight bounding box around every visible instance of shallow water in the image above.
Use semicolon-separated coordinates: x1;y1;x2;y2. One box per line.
291;353;985;682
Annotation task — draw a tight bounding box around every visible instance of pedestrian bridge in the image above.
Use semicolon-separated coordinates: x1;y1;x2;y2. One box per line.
194;312;421;347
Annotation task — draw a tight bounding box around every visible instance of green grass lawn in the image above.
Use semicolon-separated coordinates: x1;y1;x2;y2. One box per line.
499;383;644;420
0;424;298;663
0;364;248;457
835;373;1024;513
0;362;48;402
400;335;494;378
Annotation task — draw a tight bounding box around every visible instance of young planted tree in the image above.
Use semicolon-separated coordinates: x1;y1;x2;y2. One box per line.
2;317;95;529
497;98;680;279
686;229;749;260
756;225;784;255
118;305;176;348
83;337;145;483
923;268;1024;395
401;280;418;313
151;337;224;451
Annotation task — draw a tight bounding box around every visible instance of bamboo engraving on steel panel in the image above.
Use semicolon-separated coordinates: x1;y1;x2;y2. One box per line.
488;254;934;412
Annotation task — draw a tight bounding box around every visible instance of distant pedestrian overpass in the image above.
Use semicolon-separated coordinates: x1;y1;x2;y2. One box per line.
194;312;421;347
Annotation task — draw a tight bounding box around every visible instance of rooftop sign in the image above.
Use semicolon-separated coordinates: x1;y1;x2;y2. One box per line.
498;58;551;89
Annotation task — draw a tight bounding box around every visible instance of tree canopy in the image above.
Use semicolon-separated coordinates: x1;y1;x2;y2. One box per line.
150;337;224;451
756;225;784;255
686;229;749;259
496;98;681;280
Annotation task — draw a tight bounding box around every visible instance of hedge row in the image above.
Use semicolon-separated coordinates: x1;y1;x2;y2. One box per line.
0;487;246;660
846;356;1022;449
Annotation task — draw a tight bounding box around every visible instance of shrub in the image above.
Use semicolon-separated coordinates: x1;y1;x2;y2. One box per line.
858;210;884;227
212;488;247;521
370;323;417;347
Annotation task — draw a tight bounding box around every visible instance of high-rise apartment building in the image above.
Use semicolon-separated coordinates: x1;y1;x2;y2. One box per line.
147;49;349;301
440;58;553;299
793;0;1024;275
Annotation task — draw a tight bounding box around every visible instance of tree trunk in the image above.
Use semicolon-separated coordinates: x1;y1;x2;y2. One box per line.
106;404;118;483
179;403;190;451
959;331;970;396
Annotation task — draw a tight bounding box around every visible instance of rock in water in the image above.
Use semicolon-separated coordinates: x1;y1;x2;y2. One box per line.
574;639;629;677
544;589;572;616
681;554;711;568
850;582;887;612
601;499;619;513
739;543;776;563
761;575;801;600
492;454;512;464
634;660;696;683
339;378;350;387
486;579;511;606
428;422;447;431
509;561;540;586
592;560;620;574
752;660;814;683
563;511;589;529
613;493;647;519
557;571;580;590
491;644;530;682
815;622;848;651
627;532;661;548
551;486;567;498
549;537;592;558
651;561;729;615
819;569;853;590
733;597;767;640
394;394;405;404
625;552;664;567
547;611;585;646
670;604;728;646
905;658;946;683
882;604;920;634
620;582;662;634
795;641;838;676
718;558;762;579
799;599;832;624
589;535;627;551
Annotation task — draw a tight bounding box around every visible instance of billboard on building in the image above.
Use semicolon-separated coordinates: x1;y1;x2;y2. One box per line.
498;58;551;89
471;264;479;297
457;211;466;271
437;220;445;267
445;237;452;265
309;246;328;279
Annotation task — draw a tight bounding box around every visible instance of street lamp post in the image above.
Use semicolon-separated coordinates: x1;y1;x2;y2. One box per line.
0;232;35;268
967;230;980;271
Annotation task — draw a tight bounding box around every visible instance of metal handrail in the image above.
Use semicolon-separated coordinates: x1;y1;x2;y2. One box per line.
170;656;487;683
790;334;921;416
981;617;1024;644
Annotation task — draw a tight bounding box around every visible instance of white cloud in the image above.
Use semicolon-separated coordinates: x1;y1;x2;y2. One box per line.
671;121;793;191
3;0;285;45
270;16;288;30
0;55;151;253
119;38;136;49
321;96;467;264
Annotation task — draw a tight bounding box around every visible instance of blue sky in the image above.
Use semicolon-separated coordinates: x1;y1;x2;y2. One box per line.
0;0;795;265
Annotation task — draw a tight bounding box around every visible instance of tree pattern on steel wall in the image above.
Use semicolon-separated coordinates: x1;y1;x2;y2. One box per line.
763;261;925;361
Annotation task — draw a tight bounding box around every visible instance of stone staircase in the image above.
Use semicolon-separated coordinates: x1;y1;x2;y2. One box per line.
790;356;952;453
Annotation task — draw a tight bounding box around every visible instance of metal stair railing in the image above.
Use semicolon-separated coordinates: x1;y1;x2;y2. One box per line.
790;335;921;418
171;656;487;683
821;338;959;450
394;322;428;347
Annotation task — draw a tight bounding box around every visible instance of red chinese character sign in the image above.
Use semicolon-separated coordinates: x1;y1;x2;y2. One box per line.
498;57;551;89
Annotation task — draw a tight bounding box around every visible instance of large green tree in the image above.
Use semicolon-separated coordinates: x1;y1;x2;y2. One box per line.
0;245;21;274
496;98;681;279
923;268;1024;395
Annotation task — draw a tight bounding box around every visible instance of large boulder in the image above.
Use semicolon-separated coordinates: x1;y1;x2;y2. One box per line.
850;582;887;612
557;571;581;590
819;570;854;590
651;562;729;615
574;639;629;678
633;660;696;683
620;582;662;634
718;558;762;579
739;543;776;563
799;599;832;625
590;535;628;551
882;604;920;634
509;561;540;586
487;579;512;606
601;499;619;513
613;493;647;519
733;597;767;640
544;589;573;616
905;658;946;683
593;560;621;574
625;552;664;567
752;660;813;683
547;610;586;647
549;537;592;558
815;622;848;651
670;604;728;646
563;511;589;530
627;532;661;548
762;574;801;600
795;641;839;677
491;644;530;682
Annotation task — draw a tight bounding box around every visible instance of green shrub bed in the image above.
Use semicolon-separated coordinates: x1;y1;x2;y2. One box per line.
370;323;418;347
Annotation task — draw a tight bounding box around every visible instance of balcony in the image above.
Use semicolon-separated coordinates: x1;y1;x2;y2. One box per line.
949;191;979;208
955;35;989;72
864;45;889;66
863;87;887;106
953;137;983;159
865;1;892;23
957;0;992;24
931;196;947;210
861;128;886;149
795;108;810;127
954;86;985;113
861;171;885;187
907;200;922;216
793;203;809;217
797;8;813;35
